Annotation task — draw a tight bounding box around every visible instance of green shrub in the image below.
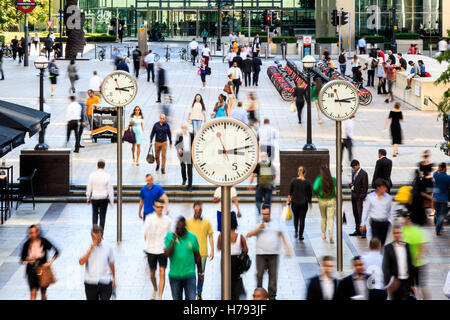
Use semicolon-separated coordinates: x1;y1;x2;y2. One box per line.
361;35;384;43
316;36;338;43
272;36;297;44
396;33;420;40
0;35;5;45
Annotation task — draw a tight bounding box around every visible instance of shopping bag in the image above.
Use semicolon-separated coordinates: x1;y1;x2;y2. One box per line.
146;146;155;164
281;205;292;221
290;102;296;112
123;126;136;144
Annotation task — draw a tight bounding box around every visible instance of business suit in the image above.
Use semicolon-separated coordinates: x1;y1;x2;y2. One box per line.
252;57;262;86
351;168;368;235
335;273;371;300
175;131;194;188
242;58;253;87
306;275;338;300
382;241;414;300
156;67;168;103
372;156;392;192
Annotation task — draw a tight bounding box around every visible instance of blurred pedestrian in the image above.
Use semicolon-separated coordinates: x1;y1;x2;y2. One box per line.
361;178;392;246
383;62;396;103
130;106;144;166
382;225;414;300
349;160;368;238
150;114;172;174
384;102;403;157
444;270;450;298
247;92;259;128
311;77;323;124
257;118;278;162
335;256;371;300
33;33;40;51
138;174;169;221
218;213;248;300
202;44;210;66
132;46;142;77
351;55;361;77
341;115;354;163
228;61;243;99
358;36;366;54
0;45;4;80
18;37;25;64
410;169;430;226
338;48;347;75
86;89;100;130
372;149;392;192
44;34;53;60
377;62;387;95
405;60;420;90
226;48;236;68
145;50;156;83
156;63;168;103
247;204;293;300
306;256;337;300
361;238;387;300
214;186;241;231
79;225;116;300
174;123;194;190
366;55;377;87
164;216;203;300
118;24;124;43
249;152;276;215
292;85;306;124
86;159;114;231
188;94;206;135
66;96;82;153
242;55;253;87
252;55;262;86
252;38;260;57
143;198;171;300
48;59;59;96
11;36;19;61
117;57;130;72
188;38;199;66
21;225;59;300
433;162;450;236
280;38;287;60
225;74;236;112
67;59;78;94
186;202;214;300
287;166;312;240
313;166;337;243
230;101;248;125
89;71;102;96
199;58;207;90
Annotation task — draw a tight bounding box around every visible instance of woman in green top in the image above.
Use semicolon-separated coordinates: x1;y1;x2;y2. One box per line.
313;166;337;243
312;77;323;124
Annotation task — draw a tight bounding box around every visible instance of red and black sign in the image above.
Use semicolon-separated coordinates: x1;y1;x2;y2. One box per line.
16;0;37;13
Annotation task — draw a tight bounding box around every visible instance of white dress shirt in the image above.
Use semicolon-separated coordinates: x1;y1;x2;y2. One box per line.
66;101;82;122
319;274;335;300
86;169;114;204
182;132;191;152
89;75;103;91
227;66;242;80
342;118;354;139
84;243;115;285
189;41;199;51
230;106;248;125
362;251;384;290
214;187;237;212
202;47;210;57
257;124;278;147
143;214;172;254
361;191;392;226
227;52;236;62
144;53;155;64
394;242;409;279
352;274;369;299
255;218;284;255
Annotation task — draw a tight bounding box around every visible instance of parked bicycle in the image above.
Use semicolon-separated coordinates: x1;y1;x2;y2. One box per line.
177;48;187;61
1;45;12;58
97;45;106;61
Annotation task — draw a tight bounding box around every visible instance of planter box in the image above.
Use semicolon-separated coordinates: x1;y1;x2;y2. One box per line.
396;39;423;53
270;43;298;55
315;43;339;55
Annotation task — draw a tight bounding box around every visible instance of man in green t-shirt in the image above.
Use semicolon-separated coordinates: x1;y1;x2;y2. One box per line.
164;216;203;300
401;213;430;300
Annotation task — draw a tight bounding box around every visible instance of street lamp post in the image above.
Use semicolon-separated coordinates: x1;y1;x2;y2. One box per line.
302;55;317;151
34;56;49;151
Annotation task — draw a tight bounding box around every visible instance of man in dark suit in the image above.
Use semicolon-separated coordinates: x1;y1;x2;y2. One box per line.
242;55;253;87
382;225;415;300
156;63;168;103
336;256;371;300
232;54;243;71
372;149;392;192
306;256;338;300
252;56;262;86
349;160;369;237
174;123;194;191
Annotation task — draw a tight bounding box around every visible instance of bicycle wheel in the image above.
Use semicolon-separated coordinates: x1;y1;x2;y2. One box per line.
359;91;372;105
98;52;104;61
281;90;293;101
154;53;160;62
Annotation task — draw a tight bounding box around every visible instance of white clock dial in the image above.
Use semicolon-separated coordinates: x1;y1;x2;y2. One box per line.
101;71;138;107
192;118;259;186
318;80;360;121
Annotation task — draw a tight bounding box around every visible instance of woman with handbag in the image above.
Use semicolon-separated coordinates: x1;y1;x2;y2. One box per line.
20;225;59;300
130;106;144;166
67;59;78;94
213;94;228;118
217;212;249;300
188;94;206;136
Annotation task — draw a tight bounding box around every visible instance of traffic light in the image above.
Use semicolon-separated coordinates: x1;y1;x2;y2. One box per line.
330;10;338;27
341;11;348;25
265;12;272;26
271;11;277;24
261;10;268;26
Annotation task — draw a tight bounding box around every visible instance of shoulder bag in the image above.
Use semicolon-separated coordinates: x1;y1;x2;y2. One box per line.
238;235;251;274
123;126;136;144
146;146;155;164
223;83;232;94
36;265;56;288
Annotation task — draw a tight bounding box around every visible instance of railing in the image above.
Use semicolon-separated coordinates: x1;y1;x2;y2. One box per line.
0;165;13;225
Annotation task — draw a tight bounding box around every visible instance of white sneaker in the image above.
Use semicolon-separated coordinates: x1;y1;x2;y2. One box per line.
151;291;157;300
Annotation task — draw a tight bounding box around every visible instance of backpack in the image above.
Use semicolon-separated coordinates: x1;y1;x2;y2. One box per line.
338;54;346;64
371;58;378;70
257;161;274;189
205;66;211;75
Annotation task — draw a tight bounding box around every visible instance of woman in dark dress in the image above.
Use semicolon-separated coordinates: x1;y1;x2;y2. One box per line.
292;86;306;124
20;225;59;300
287;166;312;241
384;102;403;157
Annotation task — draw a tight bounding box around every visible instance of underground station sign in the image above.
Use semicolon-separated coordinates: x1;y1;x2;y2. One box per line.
16;0;37;13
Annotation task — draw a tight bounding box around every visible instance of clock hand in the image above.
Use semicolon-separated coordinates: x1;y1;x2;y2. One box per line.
114;78;121;94
115;88;130;92
218;145;252;154
334;100;351;103
218;150;245;155
335;97;356;102
216;132;229;161
333;89;342;107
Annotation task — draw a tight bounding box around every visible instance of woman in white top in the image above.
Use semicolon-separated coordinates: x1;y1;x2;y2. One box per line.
129;106;144;166
188;94;206;135
226;48;236;68
217;212;248;300
351;55;361;77
33;33;40;51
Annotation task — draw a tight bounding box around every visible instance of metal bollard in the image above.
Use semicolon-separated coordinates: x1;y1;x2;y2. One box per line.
95;43;97;60
166;44;170;61
110;45;113;59
265;43;268;60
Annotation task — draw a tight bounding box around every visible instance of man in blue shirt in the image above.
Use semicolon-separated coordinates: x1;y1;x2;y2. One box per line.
230;101;248;125
358;37;366;54
116;58;130;73
433;162;450;235
150;114;172;174
139;174;169;221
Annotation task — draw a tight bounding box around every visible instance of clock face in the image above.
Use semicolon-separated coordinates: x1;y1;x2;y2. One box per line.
192;118;259;186
101;71;138;107
318;80;360;121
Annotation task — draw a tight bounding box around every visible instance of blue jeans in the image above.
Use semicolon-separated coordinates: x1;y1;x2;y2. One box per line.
255;187;273;215
169;276;196;300
340;64;347;75
434;200;448;234
192;119;202;135
196;258;207;296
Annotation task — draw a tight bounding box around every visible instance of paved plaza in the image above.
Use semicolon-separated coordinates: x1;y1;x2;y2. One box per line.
0;42;449;300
